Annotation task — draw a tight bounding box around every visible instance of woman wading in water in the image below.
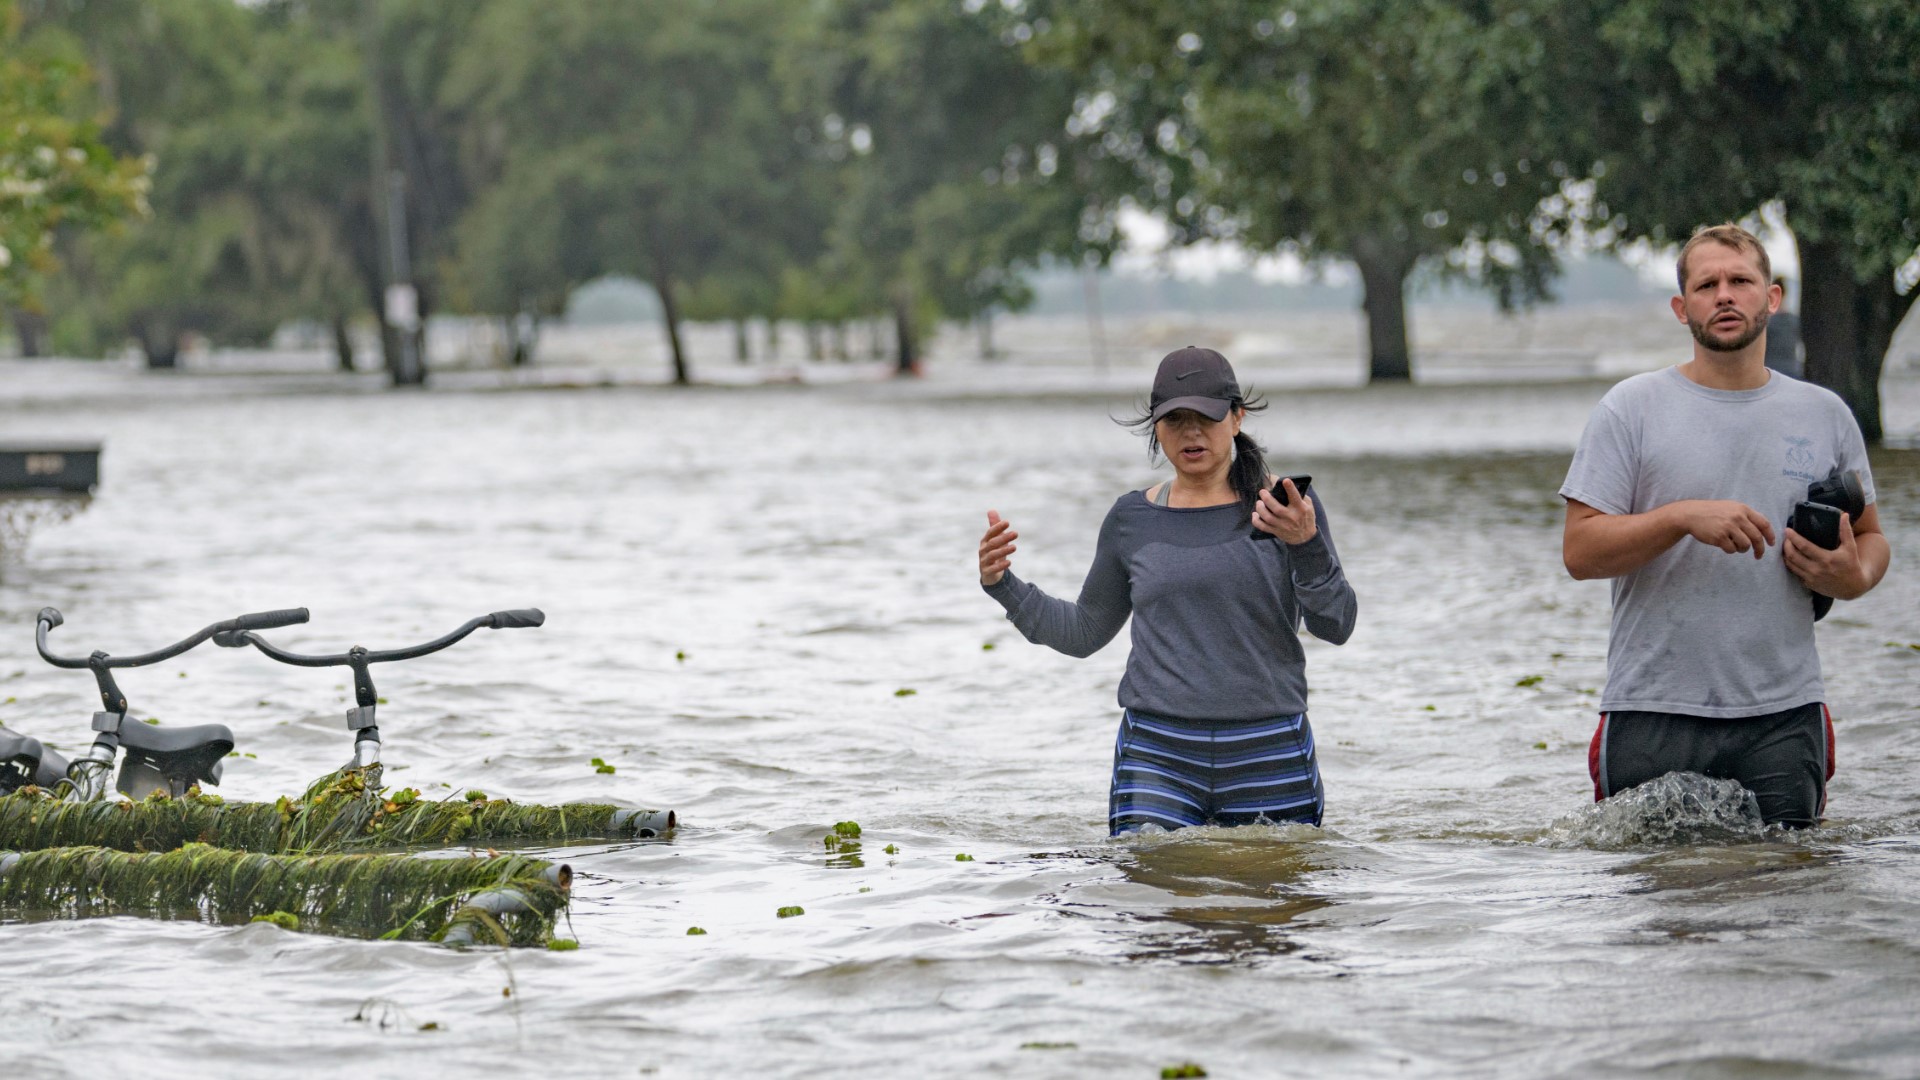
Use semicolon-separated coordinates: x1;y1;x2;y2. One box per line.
978;346;1358;834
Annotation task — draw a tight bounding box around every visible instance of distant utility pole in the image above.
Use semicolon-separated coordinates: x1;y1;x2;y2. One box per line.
362;0;424;386
1083;261;1109;373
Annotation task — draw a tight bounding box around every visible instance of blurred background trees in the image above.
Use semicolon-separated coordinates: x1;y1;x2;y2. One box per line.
2;0;1915;436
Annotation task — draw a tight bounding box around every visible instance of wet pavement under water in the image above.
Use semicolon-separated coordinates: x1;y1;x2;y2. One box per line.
0;366;1916;1078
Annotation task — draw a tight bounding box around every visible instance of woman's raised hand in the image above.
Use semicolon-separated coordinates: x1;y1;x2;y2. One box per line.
979;510;1018;586
1252;479;1317;544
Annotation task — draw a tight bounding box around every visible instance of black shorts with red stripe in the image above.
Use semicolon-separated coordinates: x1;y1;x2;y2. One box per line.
1587;702;1835;829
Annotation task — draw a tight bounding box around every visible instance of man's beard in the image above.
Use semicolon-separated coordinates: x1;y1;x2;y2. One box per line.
1688;306;1770;352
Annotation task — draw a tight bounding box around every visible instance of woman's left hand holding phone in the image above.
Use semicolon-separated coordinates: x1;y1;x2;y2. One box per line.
1252;479;1317;544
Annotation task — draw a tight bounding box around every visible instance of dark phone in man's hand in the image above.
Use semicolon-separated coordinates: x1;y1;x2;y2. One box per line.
1793;501;1842;550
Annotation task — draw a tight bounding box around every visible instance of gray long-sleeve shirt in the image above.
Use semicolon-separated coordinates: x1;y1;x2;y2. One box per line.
983;489;1358;720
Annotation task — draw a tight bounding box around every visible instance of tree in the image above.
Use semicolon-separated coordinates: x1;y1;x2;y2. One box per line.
1553;0;1920;441
813;0;1118;373
1031;0;1576;382
0;3;148;340
443;0;823;385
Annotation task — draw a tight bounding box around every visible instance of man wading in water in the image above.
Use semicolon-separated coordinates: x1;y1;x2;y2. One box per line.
1560;223;1891;827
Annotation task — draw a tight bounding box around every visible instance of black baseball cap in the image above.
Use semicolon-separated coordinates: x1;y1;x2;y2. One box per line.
1149;346;1241;424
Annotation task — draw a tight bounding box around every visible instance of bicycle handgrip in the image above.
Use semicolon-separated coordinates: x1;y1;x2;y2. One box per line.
234;608;310;631
37;607;63;629
489;608;545;629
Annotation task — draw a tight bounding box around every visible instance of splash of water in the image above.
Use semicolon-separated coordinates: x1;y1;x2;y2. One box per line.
1541;772;1769;850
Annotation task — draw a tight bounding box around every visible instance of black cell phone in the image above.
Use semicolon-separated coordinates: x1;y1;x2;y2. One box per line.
1255;475;1314;541
1793;501;1842;550
1270;474;1312;507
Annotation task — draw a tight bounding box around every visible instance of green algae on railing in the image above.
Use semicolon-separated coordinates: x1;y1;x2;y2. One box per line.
0;768;674;855
0;843;571;946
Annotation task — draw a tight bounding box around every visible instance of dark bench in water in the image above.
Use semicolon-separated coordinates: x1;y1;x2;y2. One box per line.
0;442;100;494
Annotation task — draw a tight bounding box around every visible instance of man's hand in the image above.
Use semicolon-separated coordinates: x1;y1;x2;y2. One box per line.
1565;498;1773;579
1675;500;1776;558
1252;478;1316;544
979;510;1017;586
1785;512;1872;599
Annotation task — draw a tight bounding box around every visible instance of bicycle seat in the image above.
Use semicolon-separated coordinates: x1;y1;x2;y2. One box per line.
1;730;48;793
116;721;232;786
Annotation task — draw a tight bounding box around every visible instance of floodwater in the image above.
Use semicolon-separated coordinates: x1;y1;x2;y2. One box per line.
0;361;1917;1078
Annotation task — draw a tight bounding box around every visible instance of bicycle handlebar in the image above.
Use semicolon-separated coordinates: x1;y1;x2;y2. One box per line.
35;607;310;670
226;608;545;668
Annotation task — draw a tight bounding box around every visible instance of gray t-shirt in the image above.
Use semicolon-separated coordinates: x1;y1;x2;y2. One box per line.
1560;366;1874;718
982;489;1358;720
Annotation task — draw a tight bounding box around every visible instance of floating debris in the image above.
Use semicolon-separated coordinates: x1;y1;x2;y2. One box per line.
0;769;675;855
776;905;804;918
0;844;570;946
686;926;707;935
954;853;974;862
1514;675;1544;688
893;688;917;697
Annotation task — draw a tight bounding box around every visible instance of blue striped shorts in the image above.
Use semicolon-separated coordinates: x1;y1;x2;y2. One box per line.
1109;709;1324;835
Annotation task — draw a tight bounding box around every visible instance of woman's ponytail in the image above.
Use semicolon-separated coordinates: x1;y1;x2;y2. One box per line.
1230;430;1268;509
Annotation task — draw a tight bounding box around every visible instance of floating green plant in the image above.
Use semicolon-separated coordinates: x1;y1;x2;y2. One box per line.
0;770;674;855
1533;741;1549;750
981;643;995;651
686;926;707;935
954;853;974;862
883;844;899;855
1161;1065;1207;1078
251;910;299;931
776;905;804;918
590;757;616;775
546;938;579;951
675;650;687;661
832;821;861;838
1020;1042;1076;1050
1514;675;1544;688
893;688;917;697
0;844;570;946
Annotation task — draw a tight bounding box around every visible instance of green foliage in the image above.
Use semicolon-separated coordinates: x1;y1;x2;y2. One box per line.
0;769;672;854
0;6;148;306
1029;0;1572;379
832;821;861;838
251;910;300;931
0;843;569;946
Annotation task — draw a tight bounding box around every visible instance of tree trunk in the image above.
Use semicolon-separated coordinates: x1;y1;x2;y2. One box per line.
657;275;690;385
1352;234;1417;383
134;320;179;369
734;318;751;364
7;307;47;357
1798;239;1911;445
505;313;539;367
332;314;355;371
892;294;919;375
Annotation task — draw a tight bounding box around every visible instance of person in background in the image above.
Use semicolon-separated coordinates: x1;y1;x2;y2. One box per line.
1763;275;1804;378
976;346;1358;834
1560;224;1889;828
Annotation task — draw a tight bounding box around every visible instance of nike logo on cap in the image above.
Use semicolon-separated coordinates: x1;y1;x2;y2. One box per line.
1174;369;1203;380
